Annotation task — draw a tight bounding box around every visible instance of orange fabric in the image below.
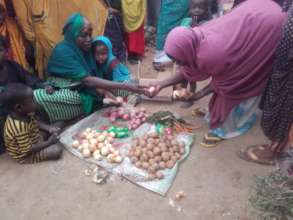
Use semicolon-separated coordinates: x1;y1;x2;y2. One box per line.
0;17;29;70
12;0;108;79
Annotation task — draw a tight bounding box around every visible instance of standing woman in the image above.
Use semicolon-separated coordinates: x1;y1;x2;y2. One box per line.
146;0;285;148
238;0;293;165
121;0;146;64
34;13;143;124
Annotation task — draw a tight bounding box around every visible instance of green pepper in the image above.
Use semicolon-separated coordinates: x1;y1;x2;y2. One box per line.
115;131;129;138
116;127;129;132
108;126;117;132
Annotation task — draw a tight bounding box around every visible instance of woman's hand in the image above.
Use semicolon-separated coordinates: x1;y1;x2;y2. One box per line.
144;84;162;98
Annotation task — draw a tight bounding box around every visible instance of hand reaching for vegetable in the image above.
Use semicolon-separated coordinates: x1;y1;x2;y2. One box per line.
144;84;162;98
123;83;146;94
172;88;195;101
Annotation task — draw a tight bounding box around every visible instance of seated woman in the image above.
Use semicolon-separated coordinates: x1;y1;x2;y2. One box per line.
0;36;52;154
34;13;143;123
92;36;140;105
146;0;285;148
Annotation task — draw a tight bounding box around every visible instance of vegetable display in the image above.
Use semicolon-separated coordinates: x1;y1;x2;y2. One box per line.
128;132;186;180
107;107;149;130
72;128;123;163
146;111;198;133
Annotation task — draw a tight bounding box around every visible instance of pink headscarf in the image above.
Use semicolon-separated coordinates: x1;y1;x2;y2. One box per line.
165;0;286;128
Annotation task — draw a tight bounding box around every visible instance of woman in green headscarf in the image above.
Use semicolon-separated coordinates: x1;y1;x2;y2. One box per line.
34;13;143;123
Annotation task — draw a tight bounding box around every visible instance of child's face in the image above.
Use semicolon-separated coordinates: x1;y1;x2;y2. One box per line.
95;44;108;65
190;0;209;19
16;90;37;116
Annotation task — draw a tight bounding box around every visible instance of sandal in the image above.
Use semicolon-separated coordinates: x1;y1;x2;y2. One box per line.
200;133;223;148
237;145;275;165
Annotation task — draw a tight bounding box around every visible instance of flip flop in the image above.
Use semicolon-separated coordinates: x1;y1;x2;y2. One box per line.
237;145;275;165
201;133;223;148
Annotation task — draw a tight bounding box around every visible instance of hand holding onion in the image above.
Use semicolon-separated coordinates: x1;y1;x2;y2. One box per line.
145;84;161;98
172;88;195;101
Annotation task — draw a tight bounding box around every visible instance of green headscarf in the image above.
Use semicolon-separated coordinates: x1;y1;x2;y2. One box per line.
47;13;101;115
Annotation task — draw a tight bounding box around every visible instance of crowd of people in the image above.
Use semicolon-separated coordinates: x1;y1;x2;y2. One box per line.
0;0;293;167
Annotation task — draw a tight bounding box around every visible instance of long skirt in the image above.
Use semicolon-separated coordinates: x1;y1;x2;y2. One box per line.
34;89;84;123
125;24;145;56
260;0;293;145
209;96;260;139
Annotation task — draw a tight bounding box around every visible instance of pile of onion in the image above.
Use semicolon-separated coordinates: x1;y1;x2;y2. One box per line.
128;133;185;180
108;107;149;130
72;128;123;163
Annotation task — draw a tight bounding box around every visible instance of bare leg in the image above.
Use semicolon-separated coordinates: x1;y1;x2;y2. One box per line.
45;144;63;161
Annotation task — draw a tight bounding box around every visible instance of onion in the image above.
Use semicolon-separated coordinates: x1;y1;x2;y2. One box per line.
93;150;102;160
72;140;80;149
82;148;91;158
122;114;130;120
149;86;156;93
101;147;110;156
114;156;123;163
89;144;96;153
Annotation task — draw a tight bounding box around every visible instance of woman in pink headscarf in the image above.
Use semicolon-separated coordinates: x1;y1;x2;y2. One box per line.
147;0;286;147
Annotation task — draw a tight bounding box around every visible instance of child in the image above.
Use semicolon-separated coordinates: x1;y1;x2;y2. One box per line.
3;83;62;163
179;0;217;108
93;36;140;105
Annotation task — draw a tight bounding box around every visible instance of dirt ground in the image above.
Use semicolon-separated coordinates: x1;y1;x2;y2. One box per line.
0;49;271;220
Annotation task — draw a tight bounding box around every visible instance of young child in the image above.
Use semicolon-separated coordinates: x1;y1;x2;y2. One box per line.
3;83;62;163
179;0;217;108
93;36;140;105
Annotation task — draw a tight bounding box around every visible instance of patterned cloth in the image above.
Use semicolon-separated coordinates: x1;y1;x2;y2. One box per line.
4;115;47;163
210;96;259;139
34;88;84;123
260;0;293;142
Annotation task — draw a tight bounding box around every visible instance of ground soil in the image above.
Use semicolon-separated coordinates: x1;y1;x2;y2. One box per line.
0;48;271;220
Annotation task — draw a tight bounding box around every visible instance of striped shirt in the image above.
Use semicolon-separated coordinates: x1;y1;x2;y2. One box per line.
4;115;41;163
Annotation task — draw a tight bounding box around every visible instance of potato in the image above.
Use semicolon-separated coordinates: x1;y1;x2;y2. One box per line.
152;163;159;171
159;161;166;169
135;161;142;168
142;162;149;169
160;145;168;153
72;140;80;149
153;147;161;155
173;145;180;153
134;149;142;157
178;142;185;148
148;138;155;144
149;158;156;164
149;132;158;138
166;160;175;169
179;147;185;155
139;140;146;147
131;157;138;163
140;154;149;162
171;155;178;161
175;152;181;160
148;166;156;174
146;144;153;151
156;171;164;180
154;156;162;163
171;140;178;146
161;152;170;162
147;151;154;159
88;144;96;153
148;174;156;181
142;148;148;153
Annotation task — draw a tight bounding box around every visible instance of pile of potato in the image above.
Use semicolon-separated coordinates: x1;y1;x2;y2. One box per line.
128;133;185;180
72;128;123;164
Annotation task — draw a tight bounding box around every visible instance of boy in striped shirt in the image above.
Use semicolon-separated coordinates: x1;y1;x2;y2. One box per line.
3;83;62;163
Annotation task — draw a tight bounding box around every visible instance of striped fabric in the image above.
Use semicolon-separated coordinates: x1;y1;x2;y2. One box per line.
34;88;83;123
4;116;46;163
